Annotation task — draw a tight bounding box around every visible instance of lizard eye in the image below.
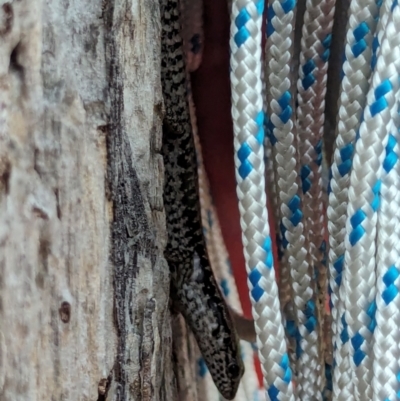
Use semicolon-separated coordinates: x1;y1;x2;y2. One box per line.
228;361;241;379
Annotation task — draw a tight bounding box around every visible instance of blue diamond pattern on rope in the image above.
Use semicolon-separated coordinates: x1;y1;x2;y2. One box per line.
248;237;274;302
370;79;392;116
288;195;303;226
235;0;264;45
338;143;354;177
320;33;332;62
234;8;251;47
266;5;275;37
351;301;376;366
382;265;400;305
384;134;398;173
349;180;381;246
351;22;370;57
301;165;312;193
302;59;316;90
304;300;317;332
267;353;293;401
249;267;263;302
278;91;293;123
280;353;292;383
237;111;265;179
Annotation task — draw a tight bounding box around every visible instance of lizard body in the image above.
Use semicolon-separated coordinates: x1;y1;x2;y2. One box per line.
160;0;244;398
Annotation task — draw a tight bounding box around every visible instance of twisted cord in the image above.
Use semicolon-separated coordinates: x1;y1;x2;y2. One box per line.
326;0;381;398
230;0;295;399
294;0;336;397
266;0;327;396
340;4;400;398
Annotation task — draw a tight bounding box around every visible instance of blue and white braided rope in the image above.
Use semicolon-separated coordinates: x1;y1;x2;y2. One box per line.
266;1;323;398
264;0;305;379
327;0;381;398
340;2;400;398
368;5;400;401
230;0;295;399
185;0;400;399
295;0;337;398
372;102;400;401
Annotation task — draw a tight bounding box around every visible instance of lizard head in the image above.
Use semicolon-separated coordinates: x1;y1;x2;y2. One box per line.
191;291;245;398
174;253;245;399
189;252;245;398
206;339;245;400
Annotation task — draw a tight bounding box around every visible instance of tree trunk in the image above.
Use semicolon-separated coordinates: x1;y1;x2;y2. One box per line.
0;0;174;400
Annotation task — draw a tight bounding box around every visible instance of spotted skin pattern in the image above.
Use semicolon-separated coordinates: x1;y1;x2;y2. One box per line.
160;0;244;398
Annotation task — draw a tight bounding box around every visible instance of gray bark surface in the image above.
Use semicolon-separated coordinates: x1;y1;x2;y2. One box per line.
0;1;174;400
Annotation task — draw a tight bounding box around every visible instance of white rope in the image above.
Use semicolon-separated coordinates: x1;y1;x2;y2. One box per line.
264;0;300;376
340;3;400;399
230;0;295;400
263;58;298;382
266;0;323;399
294;0;336;396
326;0;381;398
368;5;400;401
177;0;400;399
372;99;400;401
296;0;336;316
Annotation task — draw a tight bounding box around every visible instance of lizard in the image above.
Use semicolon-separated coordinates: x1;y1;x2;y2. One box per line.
179;0;258;346
159;0;245;398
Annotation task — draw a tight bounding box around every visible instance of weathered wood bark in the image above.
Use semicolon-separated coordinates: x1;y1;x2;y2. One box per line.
0;1;175;400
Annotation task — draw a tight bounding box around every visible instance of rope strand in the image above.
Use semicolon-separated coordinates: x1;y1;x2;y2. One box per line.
294;0;336;396
341;3;400;398
230;0;295;399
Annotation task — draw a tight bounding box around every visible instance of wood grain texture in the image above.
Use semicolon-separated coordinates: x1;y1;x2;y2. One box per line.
0;0;174;400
